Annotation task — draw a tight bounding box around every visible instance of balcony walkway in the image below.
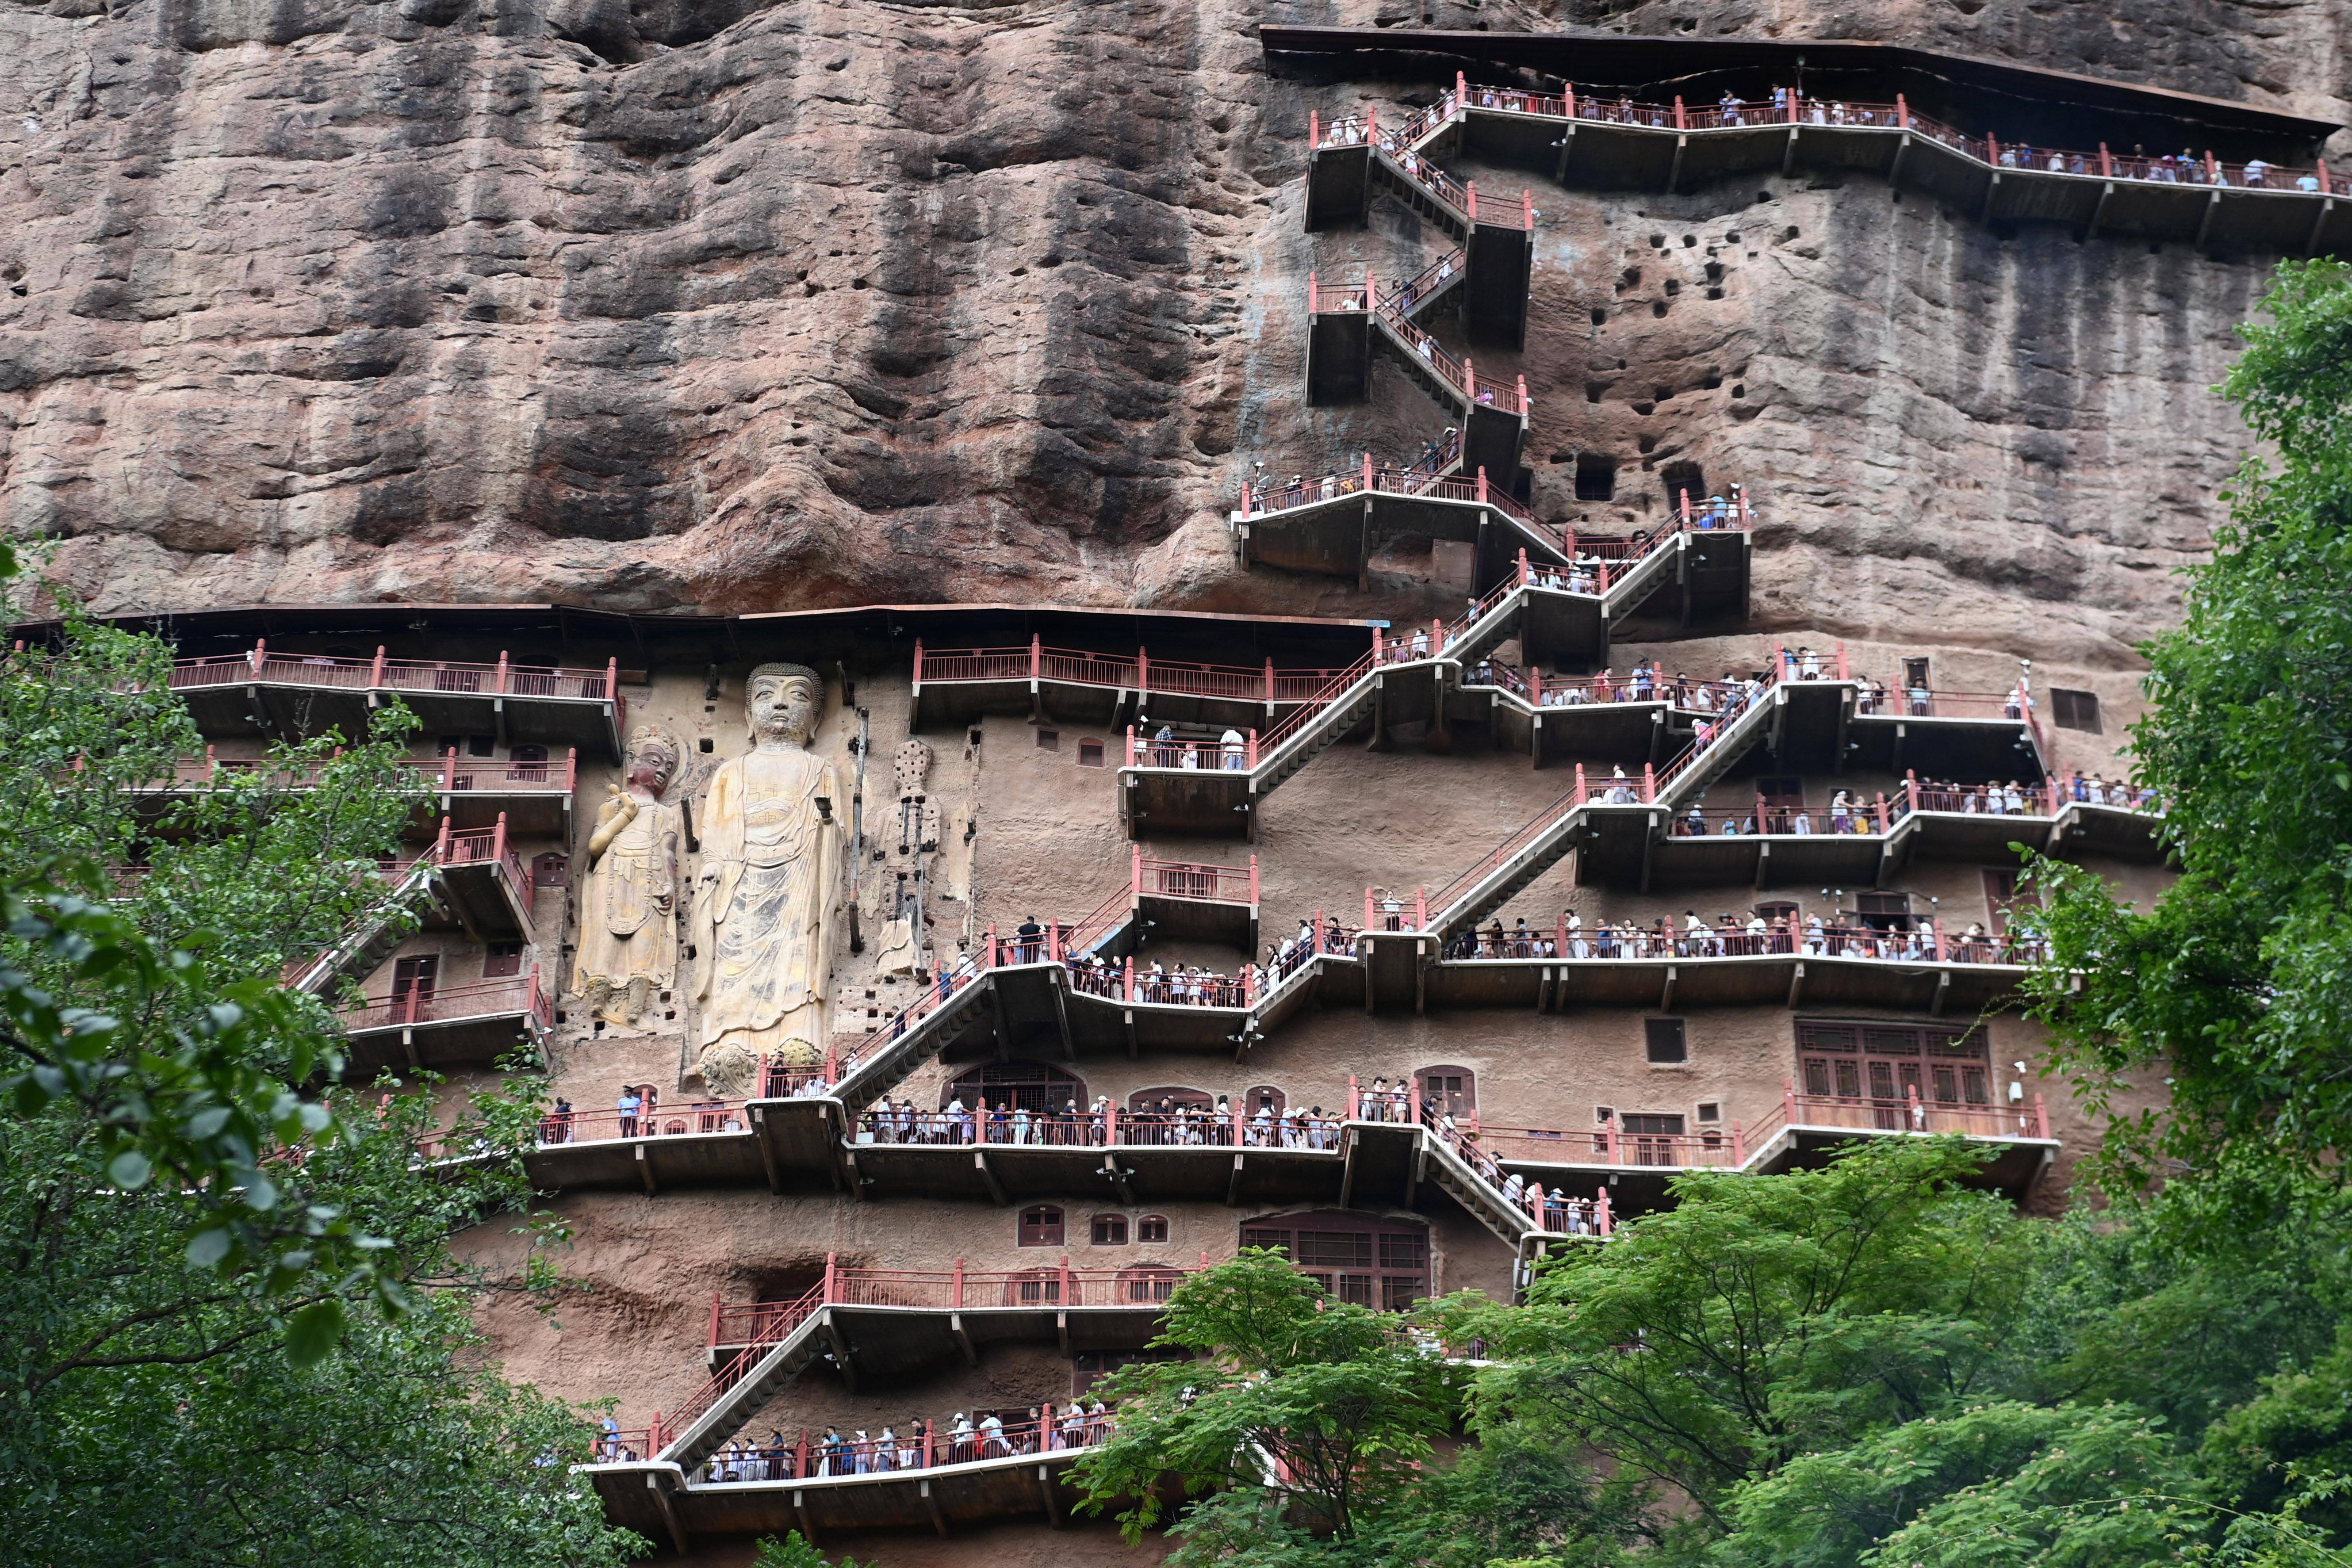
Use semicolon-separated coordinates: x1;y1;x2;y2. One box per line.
1309;72;2351;258
157;643;626;758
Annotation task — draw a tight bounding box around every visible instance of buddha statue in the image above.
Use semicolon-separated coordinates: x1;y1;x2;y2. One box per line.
572;726;684;1029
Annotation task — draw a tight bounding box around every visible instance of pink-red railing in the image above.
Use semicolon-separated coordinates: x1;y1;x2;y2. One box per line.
1138;850;1258;906
525;1097;751;1150
1309;103;1537;232
1346;74;2340;199
913;636;1356;710
343;966;549;1034
713;1256;1212;1343
1125;729;1259;770
855;1103;1325;1151
427;815;529;896
1784;1083;2052;1141
164;642;624;725
1449;915;2045;967
1482;1121;1748;1171
676;1412;1115;1482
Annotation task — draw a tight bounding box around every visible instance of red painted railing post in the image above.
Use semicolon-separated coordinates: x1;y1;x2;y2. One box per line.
1565;85;1575;118
2206;151;2219;184
824;1251;838;1302
1895;94;1908;130
1466;178;1476;222
1232;1101;1244;1143
1372;626;1384;662
1136;646;1149;695
1248;730;1259;768
1131;844;1143;903
1835;642;1849;681
1456;69;1467;111
1532;666;1544;705
986;924;997;967
1264;658;1276;704
1556;912;1567;957
1030;634;1042;681
798;1430;811;1477
435;815;451;863
1476;465;1489;505
1907;1082;1923;1132
1122;954;1135;1002
1642;764;1657;803
2046;778;2061;816
1598;562;1610;593
1464;356;1476;404
1987;134;2000;168
491;811;508;871
1732;1121;1747;1164
565;747;578;793
1931;918;1947;962
1249;853;1260;907
2321;160;2334;197
1106;1101;1119;1144
1314;909;1324;953
1596;1187;1613;1236
1739;488;1754;528
1125;725;1135;767
1348;1074;1361;1119
1875;792;1891;833
2034;1094;2050;1140
369;645;386;688
912;638;924;684
923;1420;935;1470
1574;763;1587;805
2099;142;2113;178
1363;451;1374;493
954;1257;966;1309
1518;547;1530;585
1523;189;1533;229
1517;374;1528;413
1906;770;1920;814
708;1291;722;1347
1607;1125;1620;1163
1786;1078;1799;1128
496;650;511;695
249;639;266;673
1528;1181;1545;1224
1674;95;1686;130
1364;886;1375;931
1368;104;1376;139
1060;1253;1073;1307
1308;269;1319;313
1680;488;1692;528
604;656;618;700
1415;888;1429;930
1309;109;1318;147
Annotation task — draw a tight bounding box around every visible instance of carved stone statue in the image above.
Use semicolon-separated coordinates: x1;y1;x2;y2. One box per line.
691;663;841;1097
572;727;683;1029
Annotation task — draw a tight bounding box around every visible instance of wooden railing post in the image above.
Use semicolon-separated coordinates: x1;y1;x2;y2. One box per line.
1249;853;1260;907
1105;1102;1119;1144
2321;160;2334;197
1031;634;1042;680
2034;1094;2050;1139
1895;93;1908;130
1786;1078;1799;1128
249;638;266;673
2099;142;2113;178
1307;269;1319;313
369;645;386;688
1476;465;1489;504
912;638;924;684
1835;641;1849;681
1463;356;1476;404
1517;374;1528;413
496;650;511;695
1415;888;1428;929
824;1251;838;1302
1738;488;1754;528
1596;1187;1613;1236
1732;1121;1747;1164
1264;657;1276;704
1931;918;1947;962
1136;646;1148;695
954;1256;966;1309
1906;1082;1923;1132
1574;762;1587;805
1364;887;1375;930
1125;725;1135;767
1309;109;1319;148
1363;451;1375;493
1674;94;1686;129
604;656;618;700
1875;792;1891;834
708;1291;722;1347
1642;764;1657;803
1348;1074;1361;1118
1680;488;1693;528
1060;1253;1073;1307
491;811;508;870
1465;178;1476;222
1906;769;1919;813
1122;954;1135;1002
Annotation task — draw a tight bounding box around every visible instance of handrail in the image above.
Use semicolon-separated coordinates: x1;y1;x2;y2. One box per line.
1338;79;2339;199
164;644;620;700
342;967;549;1033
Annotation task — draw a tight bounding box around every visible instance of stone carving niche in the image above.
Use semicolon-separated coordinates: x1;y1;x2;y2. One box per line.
571;726;684;1031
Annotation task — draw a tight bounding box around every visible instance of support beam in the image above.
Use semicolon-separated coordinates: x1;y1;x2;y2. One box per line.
1338;1128;1359;1209
821;1308;858;1394
1536;965;1555;1015
1979;170;2001;225
1786;960;1805;1009
974;1150;1008;1206
1553;123;1574;182
750;1107;783;1194
1048;972;1075;1062
950;1312;978;1367
1227;1153;1246;1206
1405;1141;1424;1206
1659;964;1678;1013
1931;969;1951;1018
1039;1465;1065;1526
2195;188;2222;250
1057;1309;1071;1357
2086;179;2115;240
1123;1007;1138;1059
1754;840;1772;891
794;1491;821;1545
988;979;1013;1062
1781;125;1799;176
2306;197;2337;257
920;1479;948;1537
1888;131;1911;184
635;1142;658;1197
1666;133;1687;193
649;1475;689;1556
1105;1151;1134;1206
843;1149;865;1202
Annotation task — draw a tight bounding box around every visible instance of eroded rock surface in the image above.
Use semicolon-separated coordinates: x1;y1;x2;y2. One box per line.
0;0;2343;665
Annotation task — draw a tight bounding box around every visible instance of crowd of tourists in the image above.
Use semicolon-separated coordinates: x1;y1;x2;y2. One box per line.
1445;909;2046;965
855;1095;1350;1150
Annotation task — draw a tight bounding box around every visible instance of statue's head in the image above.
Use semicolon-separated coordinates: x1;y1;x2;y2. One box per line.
746;662;823;746
624;727;682;794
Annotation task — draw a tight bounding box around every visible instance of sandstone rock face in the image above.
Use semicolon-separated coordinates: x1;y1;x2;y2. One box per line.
0;0;2344;665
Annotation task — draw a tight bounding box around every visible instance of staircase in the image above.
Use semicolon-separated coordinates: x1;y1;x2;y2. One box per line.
658;1293;831;1470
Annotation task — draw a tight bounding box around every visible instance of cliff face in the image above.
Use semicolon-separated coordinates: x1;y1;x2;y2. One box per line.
0;0;2343;664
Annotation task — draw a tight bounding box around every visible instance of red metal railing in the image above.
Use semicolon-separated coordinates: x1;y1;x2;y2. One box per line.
1371;76;2339;198
1482;1121;1747;1171
1411;1100;1609;1236
165;642;623;719
428;816;530;897
670;1411;1115;1482
854;1103;1329;1151
1125;730;1258;771
1785;1084;2053;1141
1138;852;1258;906
915;636;1357;712
342;967;549;1034
650;1282;826;1452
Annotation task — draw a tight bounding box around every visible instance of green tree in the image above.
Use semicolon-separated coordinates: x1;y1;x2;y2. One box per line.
1069;1249;1473;1560
2022;259;2352;1189
0;554;640;1566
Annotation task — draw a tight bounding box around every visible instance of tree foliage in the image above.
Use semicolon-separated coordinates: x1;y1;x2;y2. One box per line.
0;550;639;1566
